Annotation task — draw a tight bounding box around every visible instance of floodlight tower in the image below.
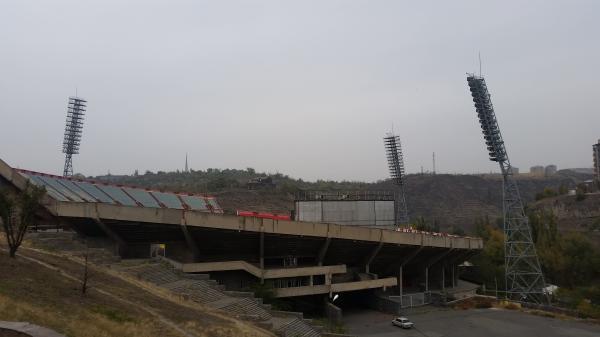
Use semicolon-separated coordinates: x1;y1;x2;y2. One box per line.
384;133;409;226
467;74;547;303
62;96;87;177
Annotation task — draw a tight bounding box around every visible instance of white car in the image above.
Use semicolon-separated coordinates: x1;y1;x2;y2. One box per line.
392;317;414;329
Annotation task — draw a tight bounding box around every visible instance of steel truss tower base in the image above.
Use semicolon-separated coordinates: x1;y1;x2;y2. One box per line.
467;74;547;304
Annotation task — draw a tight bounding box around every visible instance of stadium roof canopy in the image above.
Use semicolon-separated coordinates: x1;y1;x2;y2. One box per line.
15;169;222;213
0;158;482;250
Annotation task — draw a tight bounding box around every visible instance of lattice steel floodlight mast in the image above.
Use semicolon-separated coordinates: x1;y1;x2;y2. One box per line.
467;74;547;304
62;96;87;177
384;133;409;226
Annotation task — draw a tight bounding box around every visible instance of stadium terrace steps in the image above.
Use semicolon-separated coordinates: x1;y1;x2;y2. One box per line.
210;297;272;321
274;317;321;337
118;260;321;336
119;261;275;319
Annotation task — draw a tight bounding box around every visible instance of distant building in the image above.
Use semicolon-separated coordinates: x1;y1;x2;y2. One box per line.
594;139;600;183
530;165;544;176
545;165;557;177
511;167;519;174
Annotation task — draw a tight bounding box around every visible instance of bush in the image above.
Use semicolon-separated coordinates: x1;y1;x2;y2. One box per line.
576;300;600;319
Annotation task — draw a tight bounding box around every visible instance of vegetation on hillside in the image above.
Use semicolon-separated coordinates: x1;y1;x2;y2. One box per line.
470;209;600;318
92;168;592;232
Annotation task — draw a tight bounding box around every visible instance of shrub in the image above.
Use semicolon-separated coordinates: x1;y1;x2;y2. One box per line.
576;300;600;319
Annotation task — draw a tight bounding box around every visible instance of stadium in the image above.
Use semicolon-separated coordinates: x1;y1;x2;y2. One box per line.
0;157;481;309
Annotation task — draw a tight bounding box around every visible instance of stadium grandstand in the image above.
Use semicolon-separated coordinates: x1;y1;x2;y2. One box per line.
0;158;482;306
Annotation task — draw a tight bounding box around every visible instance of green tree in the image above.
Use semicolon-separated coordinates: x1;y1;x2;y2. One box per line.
451;226;466;236
0;183;45;258
471;223;505;290
558;184;568;195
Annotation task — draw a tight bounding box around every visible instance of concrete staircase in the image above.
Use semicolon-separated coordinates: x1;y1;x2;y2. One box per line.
272;316;321;337
115;260;321;336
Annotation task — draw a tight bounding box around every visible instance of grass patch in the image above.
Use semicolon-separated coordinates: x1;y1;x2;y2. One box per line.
453;296;495;310
503;302;520;310
530;310;556;318
91;305;135;323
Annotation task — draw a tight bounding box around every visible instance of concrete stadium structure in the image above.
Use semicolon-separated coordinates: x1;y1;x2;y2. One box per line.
0;158;482;301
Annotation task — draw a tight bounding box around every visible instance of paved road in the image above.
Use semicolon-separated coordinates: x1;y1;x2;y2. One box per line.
343;308;600;337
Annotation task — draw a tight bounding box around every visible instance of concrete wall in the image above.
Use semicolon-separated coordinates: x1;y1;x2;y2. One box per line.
324;301;343;324
296;200;395;227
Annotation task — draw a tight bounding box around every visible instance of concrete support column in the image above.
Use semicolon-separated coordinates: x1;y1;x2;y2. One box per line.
452;265;456;288
441;264;445;291
309;275;314;286
364;241;383;274
425;267;429;292
259;231;265;284
399;265;403;307
317;237;331;266
180;219;200;262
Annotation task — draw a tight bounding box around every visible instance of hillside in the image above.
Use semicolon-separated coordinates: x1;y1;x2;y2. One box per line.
0;235;271;337
530;193;600;246
92;169;592;235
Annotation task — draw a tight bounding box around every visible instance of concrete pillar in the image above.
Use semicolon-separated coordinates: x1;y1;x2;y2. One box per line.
259;232;265;284
442;265;445;291
425;267;429;292
180;221;200;261
317;237;331;266
364;241;383;274
309;275;314;286
399;265;403;307
452;265;456;288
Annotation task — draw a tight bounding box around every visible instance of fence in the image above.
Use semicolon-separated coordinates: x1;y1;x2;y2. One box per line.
388;292;432;308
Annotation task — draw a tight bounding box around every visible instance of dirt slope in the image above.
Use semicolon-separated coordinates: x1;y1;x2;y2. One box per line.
0;239;272;337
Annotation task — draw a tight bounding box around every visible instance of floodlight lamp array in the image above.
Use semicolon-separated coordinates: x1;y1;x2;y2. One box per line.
384;134;405;186
62;97;87;155
467;75;507;162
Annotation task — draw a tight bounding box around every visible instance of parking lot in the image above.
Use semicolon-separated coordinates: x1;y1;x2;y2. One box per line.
343;307;600;337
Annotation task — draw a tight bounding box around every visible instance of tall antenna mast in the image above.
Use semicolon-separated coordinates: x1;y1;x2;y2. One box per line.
62;96;87;177
467;73;547;304
384;132;409;226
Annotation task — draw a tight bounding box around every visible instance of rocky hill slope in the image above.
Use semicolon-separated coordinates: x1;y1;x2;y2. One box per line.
530;193;600;246
93;169;592;235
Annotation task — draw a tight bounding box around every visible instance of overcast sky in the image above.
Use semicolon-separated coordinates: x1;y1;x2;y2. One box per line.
1;1;599;181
